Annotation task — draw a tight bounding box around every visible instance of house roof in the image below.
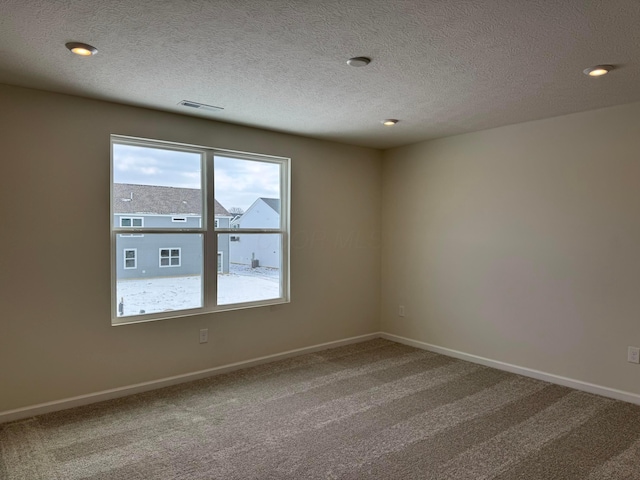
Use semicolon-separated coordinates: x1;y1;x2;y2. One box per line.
113;183;230;216
260;198;281;214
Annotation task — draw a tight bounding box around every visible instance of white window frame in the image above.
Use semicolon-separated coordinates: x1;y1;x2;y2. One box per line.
111;135;290;325
123;248;137;269
159;247;181;268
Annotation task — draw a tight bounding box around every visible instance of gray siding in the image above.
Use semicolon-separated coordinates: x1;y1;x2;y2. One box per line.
115;214;231;278
116;233;203;279
115;214;201;229
218;228;230;273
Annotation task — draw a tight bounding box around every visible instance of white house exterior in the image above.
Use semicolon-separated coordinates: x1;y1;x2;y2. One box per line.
229;198;280;268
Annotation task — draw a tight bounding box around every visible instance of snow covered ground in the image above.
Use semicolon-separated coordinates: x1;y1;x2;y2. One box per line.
117;264;280;316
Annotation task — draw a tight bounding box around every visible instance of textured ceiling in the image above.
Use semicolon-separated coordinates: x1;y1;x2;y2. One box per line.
1;0;639;149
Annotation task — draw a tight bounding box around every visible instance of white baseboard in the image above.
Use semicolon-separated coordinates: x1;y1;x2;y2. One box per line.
0;332;380;424
5;331;638;424
380;332;640;406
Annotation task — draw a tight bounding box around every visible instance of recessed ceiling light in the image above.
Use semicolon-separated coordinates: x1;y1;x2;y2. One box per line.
382;119;399;126
583;65;613;77
65;42;98;56
347;57;371;67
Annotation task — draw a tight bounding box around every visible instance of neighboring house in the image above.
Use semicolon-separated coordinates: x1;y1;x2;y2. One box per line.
114;183;232;279
229;197;280;268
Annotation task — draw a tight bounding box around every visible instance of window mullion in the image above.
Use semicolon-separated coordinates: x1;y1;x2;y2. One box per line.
204;150;217;309
113;228;203;234
215;228;282;234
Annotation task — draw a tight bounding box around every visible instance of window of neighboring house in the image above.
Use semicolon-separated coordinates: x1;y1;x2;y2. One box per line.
120;217;144;237
121;217;143;227
124;249;137;269
230;223;240;241
111;136;290;324
159;248;181;267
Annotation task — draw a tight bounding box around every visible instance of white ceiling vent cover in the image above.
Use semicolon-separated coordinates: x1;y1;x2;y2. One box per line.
178;100;224;112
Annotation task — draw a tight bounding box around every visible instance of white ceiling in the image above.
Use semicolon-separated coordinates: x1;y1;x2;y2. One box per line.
1;0;639;149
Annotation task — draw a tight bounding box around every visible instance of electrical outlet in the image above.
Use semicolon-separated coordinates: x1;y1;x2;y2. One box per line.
398;305;405;317
199;328;209;344
628;346;640;364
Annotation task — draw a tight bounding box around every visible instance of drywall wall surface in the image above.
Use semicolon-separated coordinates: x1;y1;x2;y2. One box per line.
382;100;640;395
0;84;382;411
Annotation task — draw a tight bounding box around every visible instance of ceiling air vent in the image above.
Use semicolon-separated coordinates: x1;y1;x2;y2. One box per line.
178;100;224;112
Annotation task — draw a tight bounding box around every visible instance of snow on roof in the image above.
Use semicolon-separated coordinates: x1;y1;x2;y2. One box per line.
113;183;230;216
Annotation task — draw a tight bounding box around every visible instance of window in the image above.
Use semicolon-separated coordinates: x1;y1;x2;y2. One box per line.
119;217;144;237
159;248;181;267
111;136;290;324
124;249;137;269
120;217;143;227
230;223;240;241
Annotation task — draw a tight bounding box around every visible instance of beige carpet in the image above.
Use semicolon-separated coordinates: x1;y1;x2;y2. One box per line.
2;339;640;479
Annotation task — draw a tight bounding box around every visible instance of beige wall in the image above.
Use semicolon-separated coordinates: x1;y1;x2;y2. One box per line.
4;80;640;413
0;84;382;411
382;101;640;395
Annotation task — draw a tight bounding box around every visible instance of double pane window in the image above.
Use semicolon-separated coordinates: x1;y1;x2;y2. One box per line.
124;249;137;269
111;136;290;324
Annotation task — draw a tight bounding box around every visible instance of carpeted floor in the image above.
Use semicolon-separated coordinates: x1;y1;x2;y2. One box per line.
2;338;640;479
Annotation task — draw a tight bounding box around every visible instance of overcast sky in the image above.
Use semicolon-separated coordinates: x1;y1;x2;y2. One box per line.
113;144;280;211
